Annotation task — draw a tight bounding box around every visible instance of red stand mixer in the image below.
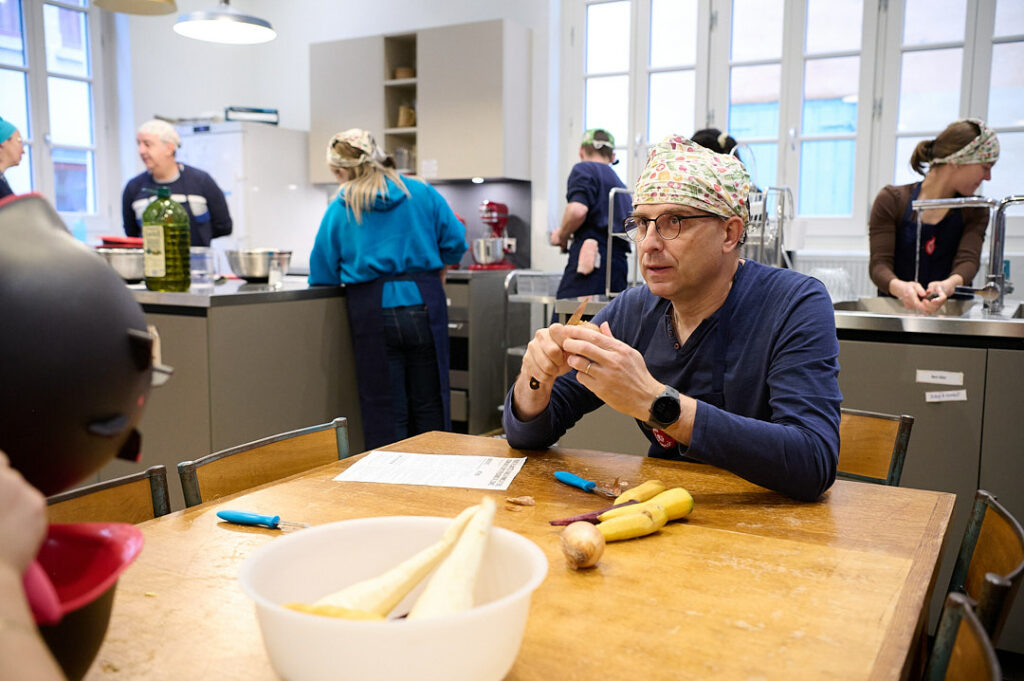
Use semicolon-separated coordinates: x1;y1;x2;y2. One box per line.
469;200;516;270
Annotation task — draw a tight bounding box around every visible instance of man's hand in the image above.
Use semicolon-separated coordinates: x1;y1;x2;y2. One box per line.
512;323;575;420
0;450;46;575
549;229;569;250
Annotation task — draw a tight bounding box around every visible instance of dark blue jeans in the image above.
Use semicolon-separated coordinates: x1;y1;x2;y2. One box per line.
381;304;444;442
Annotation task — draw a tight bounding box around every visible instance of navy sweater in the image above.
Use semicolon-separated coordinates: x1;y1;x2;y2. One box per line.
504;260;842;501
122;164;232;247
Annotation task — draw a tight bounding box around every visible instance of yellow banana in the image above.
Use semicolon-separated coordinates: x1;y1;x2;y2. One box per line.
596;503;668;541
613;479;666;505
598;487;693;522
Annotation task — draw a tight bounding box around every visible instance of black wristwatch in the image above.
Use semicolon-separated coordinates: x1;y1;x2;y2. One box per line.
645;385;681;429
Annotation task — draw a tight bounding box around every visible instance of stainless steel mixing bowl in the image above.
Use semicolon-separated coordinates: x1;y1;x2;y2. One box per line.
95;248;144;283
225;249;292;282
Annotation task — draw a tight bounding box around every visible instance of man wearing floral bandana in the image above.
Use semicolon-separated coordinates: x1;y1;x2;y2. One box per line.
504;134;842;502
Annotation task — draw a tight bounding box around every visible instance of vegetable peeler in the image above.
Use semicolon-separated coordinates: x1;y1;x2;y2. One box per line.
554;471;617;499
216;510;310;530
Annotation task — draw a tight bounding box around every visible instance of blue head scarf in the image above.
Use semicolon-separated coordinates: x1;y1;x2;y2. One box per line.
0;117;16;145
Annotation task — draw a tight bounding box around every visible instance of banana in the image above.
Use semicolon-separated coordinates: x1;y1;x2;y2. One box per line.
596;503;668;541
598;487;693;522
613;479;667;505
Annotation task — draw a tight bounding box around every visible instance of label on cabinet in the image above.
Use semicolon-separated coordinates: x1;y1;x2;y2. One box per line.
419;158;438;179
915;369;964;386
925;389;968;403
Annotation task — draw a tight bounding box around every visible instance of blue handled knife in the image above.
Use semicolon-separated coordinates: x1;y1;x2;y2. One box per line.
216;510;310;530
554;471;617;498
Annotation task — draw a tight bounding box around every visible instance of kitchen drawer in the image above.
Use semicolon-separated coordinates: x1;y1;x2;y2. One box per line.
450;389;468;422
446;280;469;312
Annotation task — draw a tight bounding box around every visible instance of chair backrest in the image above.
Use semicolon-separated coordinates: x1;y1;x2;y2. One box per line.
177;417;349;508
947;489;1024;643
836;407;914;486
47;465;171;524
925;592;1001;681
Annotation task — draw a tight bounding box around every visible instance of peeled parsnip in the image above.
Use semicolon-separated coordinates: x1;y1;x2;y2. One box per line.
407;496;497;619
312;504;480;617
598;487;693;523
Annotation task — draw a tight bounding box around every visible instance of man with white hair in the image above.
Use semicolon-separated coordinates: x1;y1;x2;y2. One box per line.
121;119;232;246
504;134;842;502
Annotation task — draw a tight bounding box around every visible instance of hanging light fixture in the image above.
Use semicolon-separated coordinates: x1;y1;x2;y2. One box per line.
173;0;276;45
94;0;177;15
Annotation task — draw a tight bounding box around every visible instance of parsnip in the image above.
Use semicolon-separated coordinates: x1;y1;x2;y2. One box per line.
312;504;480;617
407;496;497;619
596;503;668;541
613;479;666;505
598;487;693;522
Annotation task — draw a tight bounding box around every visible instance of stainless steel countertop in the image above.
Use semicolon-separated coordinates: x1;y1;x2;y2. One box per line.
131;275;343;309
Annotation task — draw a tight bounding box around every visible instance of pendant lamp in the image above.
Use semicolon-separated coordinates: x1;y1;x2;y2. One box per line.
173;0;276;45
94;0;177;15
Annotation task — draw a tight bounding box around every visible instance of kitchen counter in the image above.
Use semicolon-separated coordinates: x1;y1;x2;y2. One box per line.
130;275;342;309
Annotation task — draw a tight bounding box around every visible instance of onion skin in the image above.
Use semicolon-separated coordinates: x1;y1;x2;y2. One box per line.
560;521;606;570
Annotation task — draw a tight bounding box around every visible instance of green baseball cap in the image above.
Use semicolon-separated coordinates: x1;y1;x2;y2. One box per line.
581;128;615;149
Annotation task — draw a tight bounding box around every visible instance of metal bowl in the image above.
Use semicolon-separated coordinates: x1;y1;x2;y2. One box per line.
225;249;292;282
471;237;515;265
95;248;144;283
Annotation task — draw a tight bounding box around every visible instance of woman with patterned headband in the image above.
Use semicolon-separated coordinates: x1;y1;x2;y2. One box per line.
869;118;999;313
504;134;841;502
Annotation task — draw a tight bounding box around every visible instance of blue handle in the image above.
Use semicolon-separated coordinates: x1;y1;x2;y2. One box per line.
554;471;596;493
217;510;281;529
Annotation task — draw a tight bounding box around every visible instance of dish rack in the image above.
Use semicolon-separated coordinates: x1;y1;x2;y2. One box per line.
742;186;794;269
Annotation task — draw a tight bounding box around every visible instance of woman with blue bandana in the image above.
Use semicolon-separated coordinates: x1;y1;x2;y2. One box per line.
0;117;25;201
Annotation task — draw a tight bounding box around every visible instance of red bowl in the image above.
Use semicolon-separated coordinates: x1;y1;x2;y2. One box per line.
35;523;144;680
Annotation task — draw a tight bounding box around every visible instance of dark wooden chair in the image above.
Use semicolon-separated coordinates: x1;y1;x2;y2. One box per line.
177;417;350;507
47;465;171;524
925;591;1002;681
945;489;1024;643
836;407;914;486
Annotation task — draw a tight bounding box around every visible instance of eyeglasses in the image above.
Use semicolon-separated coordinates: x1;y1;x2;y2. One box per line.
622;212;723;242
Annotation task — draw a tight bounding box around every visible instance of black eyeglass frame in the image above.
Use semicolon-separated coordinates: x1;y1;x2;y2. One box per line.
622;211;725;242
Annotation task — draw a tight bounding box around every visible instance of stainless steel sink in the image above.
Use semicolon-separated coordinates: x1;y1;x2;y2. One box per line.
833;297;978;317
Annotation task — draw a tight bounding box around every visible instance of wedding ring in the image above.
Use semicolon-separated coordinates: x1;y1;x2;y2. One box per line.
585;361;593;375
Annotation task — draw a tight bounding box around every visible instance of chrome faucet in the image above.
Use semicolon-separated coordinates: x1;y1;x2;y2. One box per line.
910;195;1010;313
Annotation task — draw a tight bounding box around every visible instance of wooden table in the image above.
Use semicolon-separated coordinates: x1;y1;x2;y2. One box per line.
83;432;954;681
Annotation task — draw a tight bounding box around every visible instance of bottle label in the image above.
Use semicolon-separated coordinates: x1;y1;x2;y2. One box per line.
143;224;166;277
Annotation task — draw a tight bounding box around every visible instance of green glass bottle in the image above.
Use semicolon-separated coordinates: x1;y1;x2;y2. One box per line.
142;186;191;292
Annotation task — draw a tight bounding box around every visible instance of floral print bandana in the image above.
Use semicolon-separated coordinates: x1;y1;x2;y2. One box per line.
326;128;387;168
930;118;1000;166
634;134;752;223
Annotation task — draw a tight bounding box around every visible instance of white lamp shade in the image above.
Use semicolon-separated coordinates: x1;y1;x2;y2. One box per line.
94;0;177;15
173;3;276;45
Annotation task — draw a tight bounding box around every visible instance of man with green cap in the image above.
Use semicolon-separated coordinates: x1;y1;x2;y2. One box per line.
504;134;841;502
0;117;25;201
550;128;632;300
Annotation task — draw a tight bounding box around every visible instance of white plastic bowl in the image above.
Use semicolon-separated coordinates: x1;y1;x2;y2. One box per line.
238;515;548;681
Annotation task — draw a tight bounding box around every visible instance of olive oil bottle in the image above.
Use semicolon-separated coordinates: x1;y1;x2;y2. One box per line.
142;186;190;292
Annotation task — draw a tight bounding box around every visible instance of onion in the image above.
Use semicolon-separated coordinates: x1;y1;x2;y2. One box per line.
560;521;605;570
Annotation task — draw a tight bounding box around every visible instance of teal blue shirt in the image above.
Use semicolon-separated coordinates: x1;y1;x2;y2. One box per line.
308;176;467;306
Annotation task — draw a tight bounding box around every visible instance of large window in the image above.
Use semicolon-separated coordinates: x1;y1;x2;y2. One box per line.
1;0;105;223
564;0;1022;249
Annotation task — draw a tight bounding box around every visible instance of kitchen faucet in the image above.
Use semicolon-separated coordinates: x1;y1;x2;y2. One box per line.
909;195;1016;314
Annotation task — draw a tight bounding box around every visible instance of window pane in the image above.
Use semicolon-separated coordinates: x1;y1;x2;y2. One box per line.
44;4;89;78
893;135;927;185
987;42;1024;128
903;0;966;46
799;140;854;216
897;48;962;132
650;0;697;67
983;132;1024;215
0;68;29;135
611;149;629;188
731;0;783;61
586;1;630;74
0;0;26;67
585;75;629;148
994;0;1024;37
47;76;93;146
52;147;94;213
802;56;859;135
5;144;31;193
806;0;862;55
744;142;777;190
729;64;780;139
648;70;695;143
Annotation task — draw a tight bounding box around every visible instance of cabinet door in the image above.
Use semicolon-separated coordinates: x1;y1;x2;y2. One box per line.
309;37;386;183
417;20;530;180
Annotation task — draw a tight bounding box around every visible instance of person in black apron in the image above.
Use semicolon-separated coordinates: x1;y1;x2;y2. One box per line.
309;129;467;450
869;118;999;313
503;134;842;502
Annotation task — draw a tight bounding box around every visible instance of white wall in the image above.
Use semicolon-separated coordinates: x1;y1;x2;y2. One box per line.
118;0;565;274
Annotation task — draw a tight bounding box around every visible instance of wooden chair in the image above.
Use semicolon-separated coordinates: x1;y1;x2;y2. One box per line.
925;591;1002;681
945;489;1024;643
177;417;349;507
836;407;914;486
47;465;171;524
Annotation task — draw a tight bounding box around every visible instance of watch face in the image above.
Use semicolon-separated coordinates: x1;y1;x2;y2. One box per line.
651;393;681;426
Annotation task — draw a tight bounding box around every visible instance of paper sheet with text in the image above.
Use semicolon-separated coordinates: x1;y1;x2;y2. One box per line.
333;451;527;491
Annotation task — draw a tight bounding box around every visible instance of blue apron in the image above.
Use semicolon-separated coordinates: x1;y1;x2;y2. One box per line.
888;183;965;294
555;229;629;299
345;270;452;450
